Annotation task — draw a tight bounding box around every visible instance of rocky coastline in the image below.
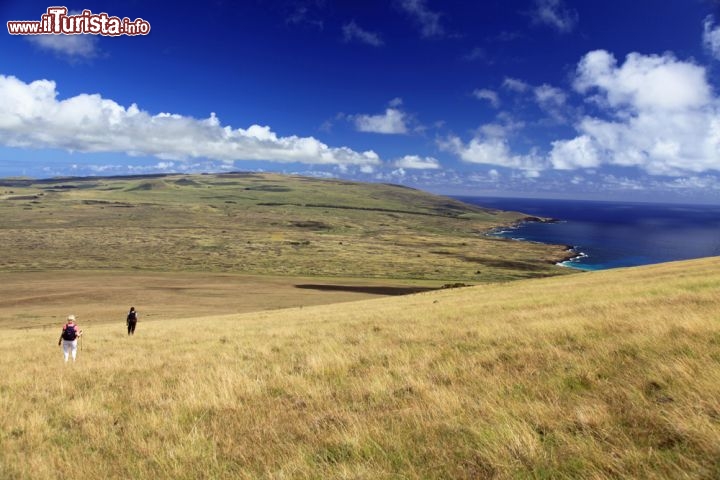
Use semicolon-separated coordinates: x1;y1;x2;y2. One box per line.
487;215;585;267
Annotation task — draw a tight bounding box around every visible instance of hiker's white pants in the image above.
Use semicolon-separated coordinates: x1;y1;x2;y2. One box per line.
62;339;77;362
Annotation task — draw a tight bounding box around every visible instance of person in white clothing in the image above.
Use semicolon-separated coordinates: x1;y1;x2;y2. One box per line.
58;315;83;363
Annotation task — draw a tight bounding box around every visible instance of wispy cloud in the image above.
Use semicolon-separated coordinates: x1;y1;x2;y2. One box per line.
490;30;523;43
472;89;501;108
461;47;487;62
703;15;720;60
534;84;566;107
24;9;101;61
285;2;324;29
25;34;99;61
398;0;444;38
501;77;570;122
342;21;384;47
531;0;578;33
533;83;568;121
0;75;381;168
502;77;531;93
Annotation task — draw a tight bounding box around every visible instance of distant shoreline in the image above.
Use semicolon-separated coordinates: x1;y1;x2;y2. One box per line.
487;216;586;269
467;196;720;272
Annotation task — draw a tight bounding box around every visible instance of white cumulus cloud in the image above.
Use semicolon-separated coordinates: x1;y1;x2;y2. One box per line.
0;75;382;168
574;50;711;111
439;134;546;173
353;107;408;134
394;155;440;169
550;135;600;170
446;50;720;178
556;50;720;175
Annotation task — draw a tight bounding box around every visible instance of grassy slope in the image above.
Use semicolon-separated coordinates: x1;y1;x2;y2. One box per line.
0;270;444;329
2;257;719;479
0;173;572;282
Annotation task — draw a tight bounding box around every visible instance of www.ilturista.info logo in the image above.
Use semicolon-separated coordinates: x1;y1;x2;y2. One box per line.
7;7;150;36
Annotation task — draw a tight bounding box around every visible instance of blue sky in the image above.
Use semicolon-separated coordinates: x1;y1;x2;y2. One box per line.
2;0;720;203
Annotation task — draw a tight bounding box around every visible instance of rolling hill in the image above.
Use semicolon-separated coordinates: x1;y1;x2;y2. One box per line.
4;173;714;478
0;172;573;281
1;257;719;479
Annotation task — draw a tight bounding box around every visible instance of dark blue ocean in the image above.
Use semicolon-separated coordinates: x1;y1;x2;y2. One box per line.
455;197;720;271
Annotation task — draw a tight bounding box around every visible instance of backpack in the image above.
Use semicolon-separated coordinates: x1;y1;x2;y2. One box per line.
62;323;77;341
127;311;137;322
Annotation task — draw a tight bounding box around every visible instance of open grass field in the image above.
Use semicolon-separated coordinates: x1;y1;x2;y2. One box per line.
1;257;719;479
0;172;573;282
0;270;441;330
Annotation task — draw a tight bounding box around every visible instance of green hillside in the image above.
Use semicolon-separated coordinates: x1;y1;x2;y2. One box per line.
0;173;573;282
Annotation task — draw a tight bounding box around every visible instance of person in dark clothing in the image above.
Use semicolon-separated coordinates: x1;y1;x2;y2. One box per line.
126;307;138;335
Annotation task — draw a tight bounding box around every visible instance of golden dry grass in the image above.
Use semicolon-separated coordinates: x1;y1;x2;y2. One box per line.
2;257;719;479
0;270;441;329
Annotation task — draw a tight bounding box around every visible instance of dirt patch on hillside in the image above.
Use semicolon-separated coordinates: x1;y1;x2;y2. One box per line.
0;271;437;329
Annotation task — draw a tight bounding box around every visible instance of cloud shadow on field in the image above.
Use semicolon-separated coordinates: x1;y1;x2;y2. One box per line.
294;284;436;295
